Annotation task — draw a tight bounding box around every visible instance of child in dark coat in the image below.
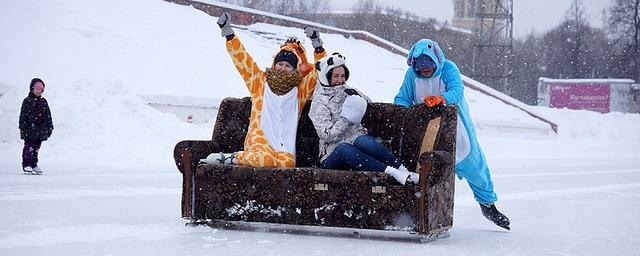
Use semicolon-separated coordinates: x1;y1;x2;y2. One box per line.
19;78;53;175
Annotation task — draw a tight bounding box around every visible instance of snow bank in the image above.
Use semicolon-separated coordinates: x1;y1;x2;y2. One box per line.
0;80;211;169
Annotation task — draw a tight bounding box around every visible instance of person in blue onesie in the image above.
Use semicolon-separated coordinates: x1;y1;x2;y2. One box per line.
394;39;510;230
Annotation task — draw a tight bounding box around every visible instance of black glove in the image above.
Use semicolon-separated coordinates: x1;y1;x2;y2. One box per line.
217;12;234;37
344;88;360;97
304;26;323;49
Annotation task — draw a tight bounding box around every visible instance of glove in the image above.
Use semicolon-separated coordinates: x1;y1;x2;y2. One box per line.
217;12;234;37
341;95;367;124
423;95;446;107
304;26;323;49
20;130;25;139
344;88;360;96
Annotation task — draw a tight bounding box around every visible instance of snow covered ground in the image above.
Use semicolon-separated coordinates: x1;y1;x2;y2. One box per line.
1;0;639;255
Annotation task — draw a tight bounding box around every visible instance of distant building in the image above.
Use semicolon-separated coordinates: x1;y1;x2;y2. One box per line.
452;0;510;39
537;77;640;113
452;0;476;31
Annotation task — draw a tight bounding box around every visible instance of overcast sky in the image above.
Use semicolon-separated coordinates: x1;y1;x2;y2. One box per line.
325;0;612;38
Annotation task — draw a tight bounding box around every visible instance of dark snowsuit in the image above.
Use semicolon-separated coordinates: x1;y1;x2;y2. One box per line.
19;78;53;168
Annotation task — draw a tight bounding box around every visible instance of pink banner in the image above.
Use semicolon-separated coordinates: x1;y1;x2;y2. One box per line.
549;83;611;113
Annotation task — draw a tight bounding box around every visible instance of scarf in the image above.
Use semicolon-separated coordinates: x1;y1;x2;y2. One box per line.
265;68;302;96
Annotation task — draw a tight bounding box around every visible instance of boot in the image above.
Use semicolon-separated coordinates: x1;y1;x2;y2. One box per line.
407;172;420;184
205;152;237;165
384;166;410;185
398;165;420;184
480;203;511;230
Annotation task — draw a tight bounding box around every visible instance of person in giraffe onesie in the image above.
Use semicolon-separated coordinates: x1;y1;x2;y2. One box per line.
205;12;326;168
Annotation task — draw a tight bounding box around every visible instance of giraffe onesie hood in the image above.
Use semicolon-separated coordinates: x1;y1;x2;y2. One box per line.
225;36;326;168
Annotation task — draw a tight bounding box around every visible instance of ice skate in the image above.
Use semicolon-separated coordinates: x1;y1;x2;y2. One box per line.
32;166;43;175
23;166;33;175
480;203;510;230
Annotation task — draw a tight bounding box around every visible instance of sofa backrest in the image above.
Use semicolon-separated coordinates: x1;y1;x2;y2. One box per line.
295;102;321;167
211;97;454;171
211;97;251;153
359;103;453;172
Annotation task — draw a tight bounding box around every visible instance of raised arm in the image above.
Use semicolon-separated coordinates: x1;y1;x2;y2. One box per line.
218;12;263;94
298;50;326;103
298;27;327;102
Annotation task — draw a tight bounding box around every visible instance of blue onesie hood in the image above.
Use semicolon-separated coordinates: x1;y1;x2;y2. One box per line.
406;39;446;78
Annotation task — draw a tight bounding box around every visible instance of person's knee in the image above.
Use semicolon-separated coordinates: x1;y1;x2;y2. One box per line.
457;167;487;180
354;136;378;151
335;143;360;158
354;135;375;145
459;171;494;192
334;143;353;152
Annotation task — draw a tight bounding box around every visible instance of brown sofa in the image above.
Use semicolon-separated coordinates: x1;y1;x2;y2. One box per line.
174;97;457;242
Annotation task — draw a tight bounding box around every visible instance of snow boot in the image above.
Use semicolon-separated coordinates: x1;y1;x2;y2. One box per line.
398;165;420;184
480;203;510;230
23;166;33;174
384;166;410;185
32;166;42;175
205;152;237;165
407;172;420;184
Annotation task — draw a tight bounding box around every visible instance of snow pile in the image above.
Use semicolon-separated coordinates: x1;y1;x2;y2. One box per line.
0;80;211;168
535;106;640;140
480;105;640;162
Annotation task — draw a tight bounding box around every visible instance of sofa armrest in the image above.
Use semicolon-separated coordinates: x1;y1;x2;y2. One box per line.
416;150;455;233
174;140;221;219
173;140;220;174
418;150;455;187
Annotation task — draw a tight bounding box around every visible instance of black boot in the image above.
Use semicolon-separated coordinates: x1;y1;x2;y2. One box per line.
480;203;510;230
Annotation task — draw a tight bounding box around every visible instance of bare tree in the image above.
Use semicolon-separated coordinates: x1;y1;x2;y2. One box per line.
352;0;382;15
510;33;544;104
609;0;640;80
565;0;588;77
294;0;330;19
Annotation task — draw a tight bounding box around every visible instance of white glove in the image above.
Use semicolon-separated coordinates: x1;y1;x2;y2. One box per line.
304;26;323;49
340;95;367;124
217;12;234;37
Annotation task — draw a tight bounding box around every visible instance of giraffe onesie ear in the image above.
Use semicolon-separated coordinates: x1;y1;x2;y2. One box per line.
273;39;312;76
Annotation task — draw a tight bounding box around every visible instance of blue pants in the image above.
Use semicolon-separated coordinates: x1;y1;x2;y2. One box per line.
456;148;498;205
321;135;401;172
